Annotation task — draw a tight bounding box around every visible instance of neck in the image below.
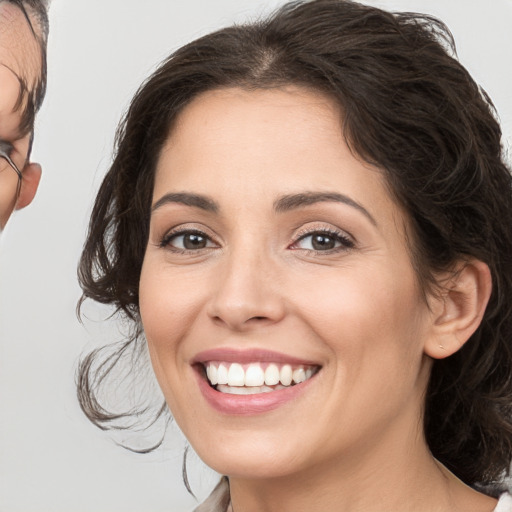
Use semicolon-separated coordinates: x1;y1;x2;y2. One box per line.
227;425;496;512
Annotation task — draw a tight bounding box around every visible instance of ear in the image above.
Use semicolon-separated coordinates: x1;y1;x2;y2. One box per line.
15;162;41;210
424;260;492;359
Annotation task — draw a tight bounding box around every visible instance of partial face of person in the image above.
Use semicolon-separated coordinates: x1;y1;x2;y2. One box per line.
0;1;43;231
139;87;437;479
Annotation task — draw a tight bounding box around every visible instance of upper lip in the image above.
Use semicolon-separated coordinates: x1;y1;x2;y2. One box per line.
191;348;320;366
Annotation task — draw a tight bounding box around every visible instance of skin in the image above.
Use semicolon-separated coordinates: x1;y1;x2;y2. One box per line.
139;87;494;512
0;1;42;231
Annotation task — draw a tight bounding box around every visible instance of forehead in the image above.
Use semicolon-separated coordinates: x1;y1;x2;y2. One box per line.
156;87;399;222
0;2;38;66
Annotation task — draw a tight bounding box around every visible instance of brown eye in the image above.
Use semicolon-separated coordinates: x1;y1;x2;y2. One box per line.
162;230;216;251
292;230;354;252
311;234;336;250
183;233;208;249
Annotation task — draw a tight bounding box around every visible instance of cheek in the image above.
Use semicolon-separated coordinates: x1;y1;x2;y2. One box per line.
300;270;428;442
299;261;418;330
139;260;203;421
139;259;205;349
139;258;214;409
139;261;182;387
295;261;427;381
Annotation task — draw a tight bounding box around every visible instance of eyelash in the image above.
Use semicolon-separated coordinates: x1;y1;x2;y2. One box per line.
159;226;355;254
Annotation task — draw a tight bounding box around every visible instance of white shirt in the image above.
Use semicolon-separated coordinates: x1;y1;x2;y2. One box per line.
495;493;512;512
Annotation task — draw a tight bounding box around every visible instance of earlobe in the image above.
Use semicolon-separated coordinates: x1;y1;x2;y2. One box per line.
424;260;492;359
16;162;42;210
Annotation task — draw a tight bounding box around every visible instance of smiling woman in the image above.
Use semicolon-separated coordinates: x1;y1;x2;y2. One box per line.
78;1;512;511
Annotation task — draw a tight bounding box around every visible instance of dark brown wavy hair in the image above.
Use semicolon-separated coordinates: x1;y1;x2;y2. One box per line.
77;0;512;490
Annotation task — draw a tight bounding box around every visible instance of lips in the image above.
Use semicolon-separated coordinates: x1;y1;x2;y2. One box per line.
192;349;321;415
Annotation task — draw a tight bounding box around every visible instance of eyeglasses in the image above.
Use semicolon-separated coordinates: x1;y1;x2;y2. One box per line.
0;139;22;199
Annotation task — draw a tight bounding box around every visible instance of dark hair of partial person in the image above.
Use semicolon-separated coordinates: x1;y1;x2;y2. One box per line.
2;0;49;136
77;0;512;492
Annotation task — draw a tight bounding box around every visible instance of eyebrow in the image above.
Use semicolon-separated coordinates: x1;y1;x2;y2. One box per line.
151;190;376;225
152;192;219;213
274;192;377;225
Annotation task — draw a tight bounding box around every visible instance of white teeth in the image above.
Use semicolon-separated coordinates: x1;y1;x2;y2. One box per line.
207;365;218;385
227;363;245;387
217;384;288;395
217;364;228;385
245;364;265;386
280;364;293;386
264;364;280;386
217;384;275;395
204;361;318;391
292;368;306;384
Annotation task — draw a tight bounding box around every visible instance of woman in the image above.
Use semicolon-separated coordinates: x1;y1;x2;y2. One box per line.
78;1;512;510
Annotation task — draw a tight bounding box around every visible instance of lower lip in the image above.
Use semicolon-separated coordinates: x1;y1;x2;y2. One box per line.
195;370;316;416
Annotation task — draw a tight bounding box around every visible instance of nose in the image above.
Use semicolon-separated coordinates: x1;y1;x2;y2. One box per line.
206;248;286;331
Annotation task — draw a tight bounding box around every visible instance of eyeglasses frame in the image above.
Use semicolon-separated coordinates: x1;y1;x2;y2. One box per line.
0;139;23;203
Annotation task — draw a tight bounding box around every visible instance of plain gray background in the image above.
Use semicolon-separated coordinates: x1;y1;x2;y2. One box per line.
0;1;511;510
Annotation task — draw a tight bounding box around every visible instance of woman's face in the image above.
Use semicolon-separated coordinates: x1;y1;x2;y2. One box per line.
140;87;436;479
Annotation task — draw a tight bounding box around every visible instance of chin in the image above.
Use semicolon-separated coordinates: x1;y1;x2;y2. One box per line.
199;447;304;480
185;424;314;480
